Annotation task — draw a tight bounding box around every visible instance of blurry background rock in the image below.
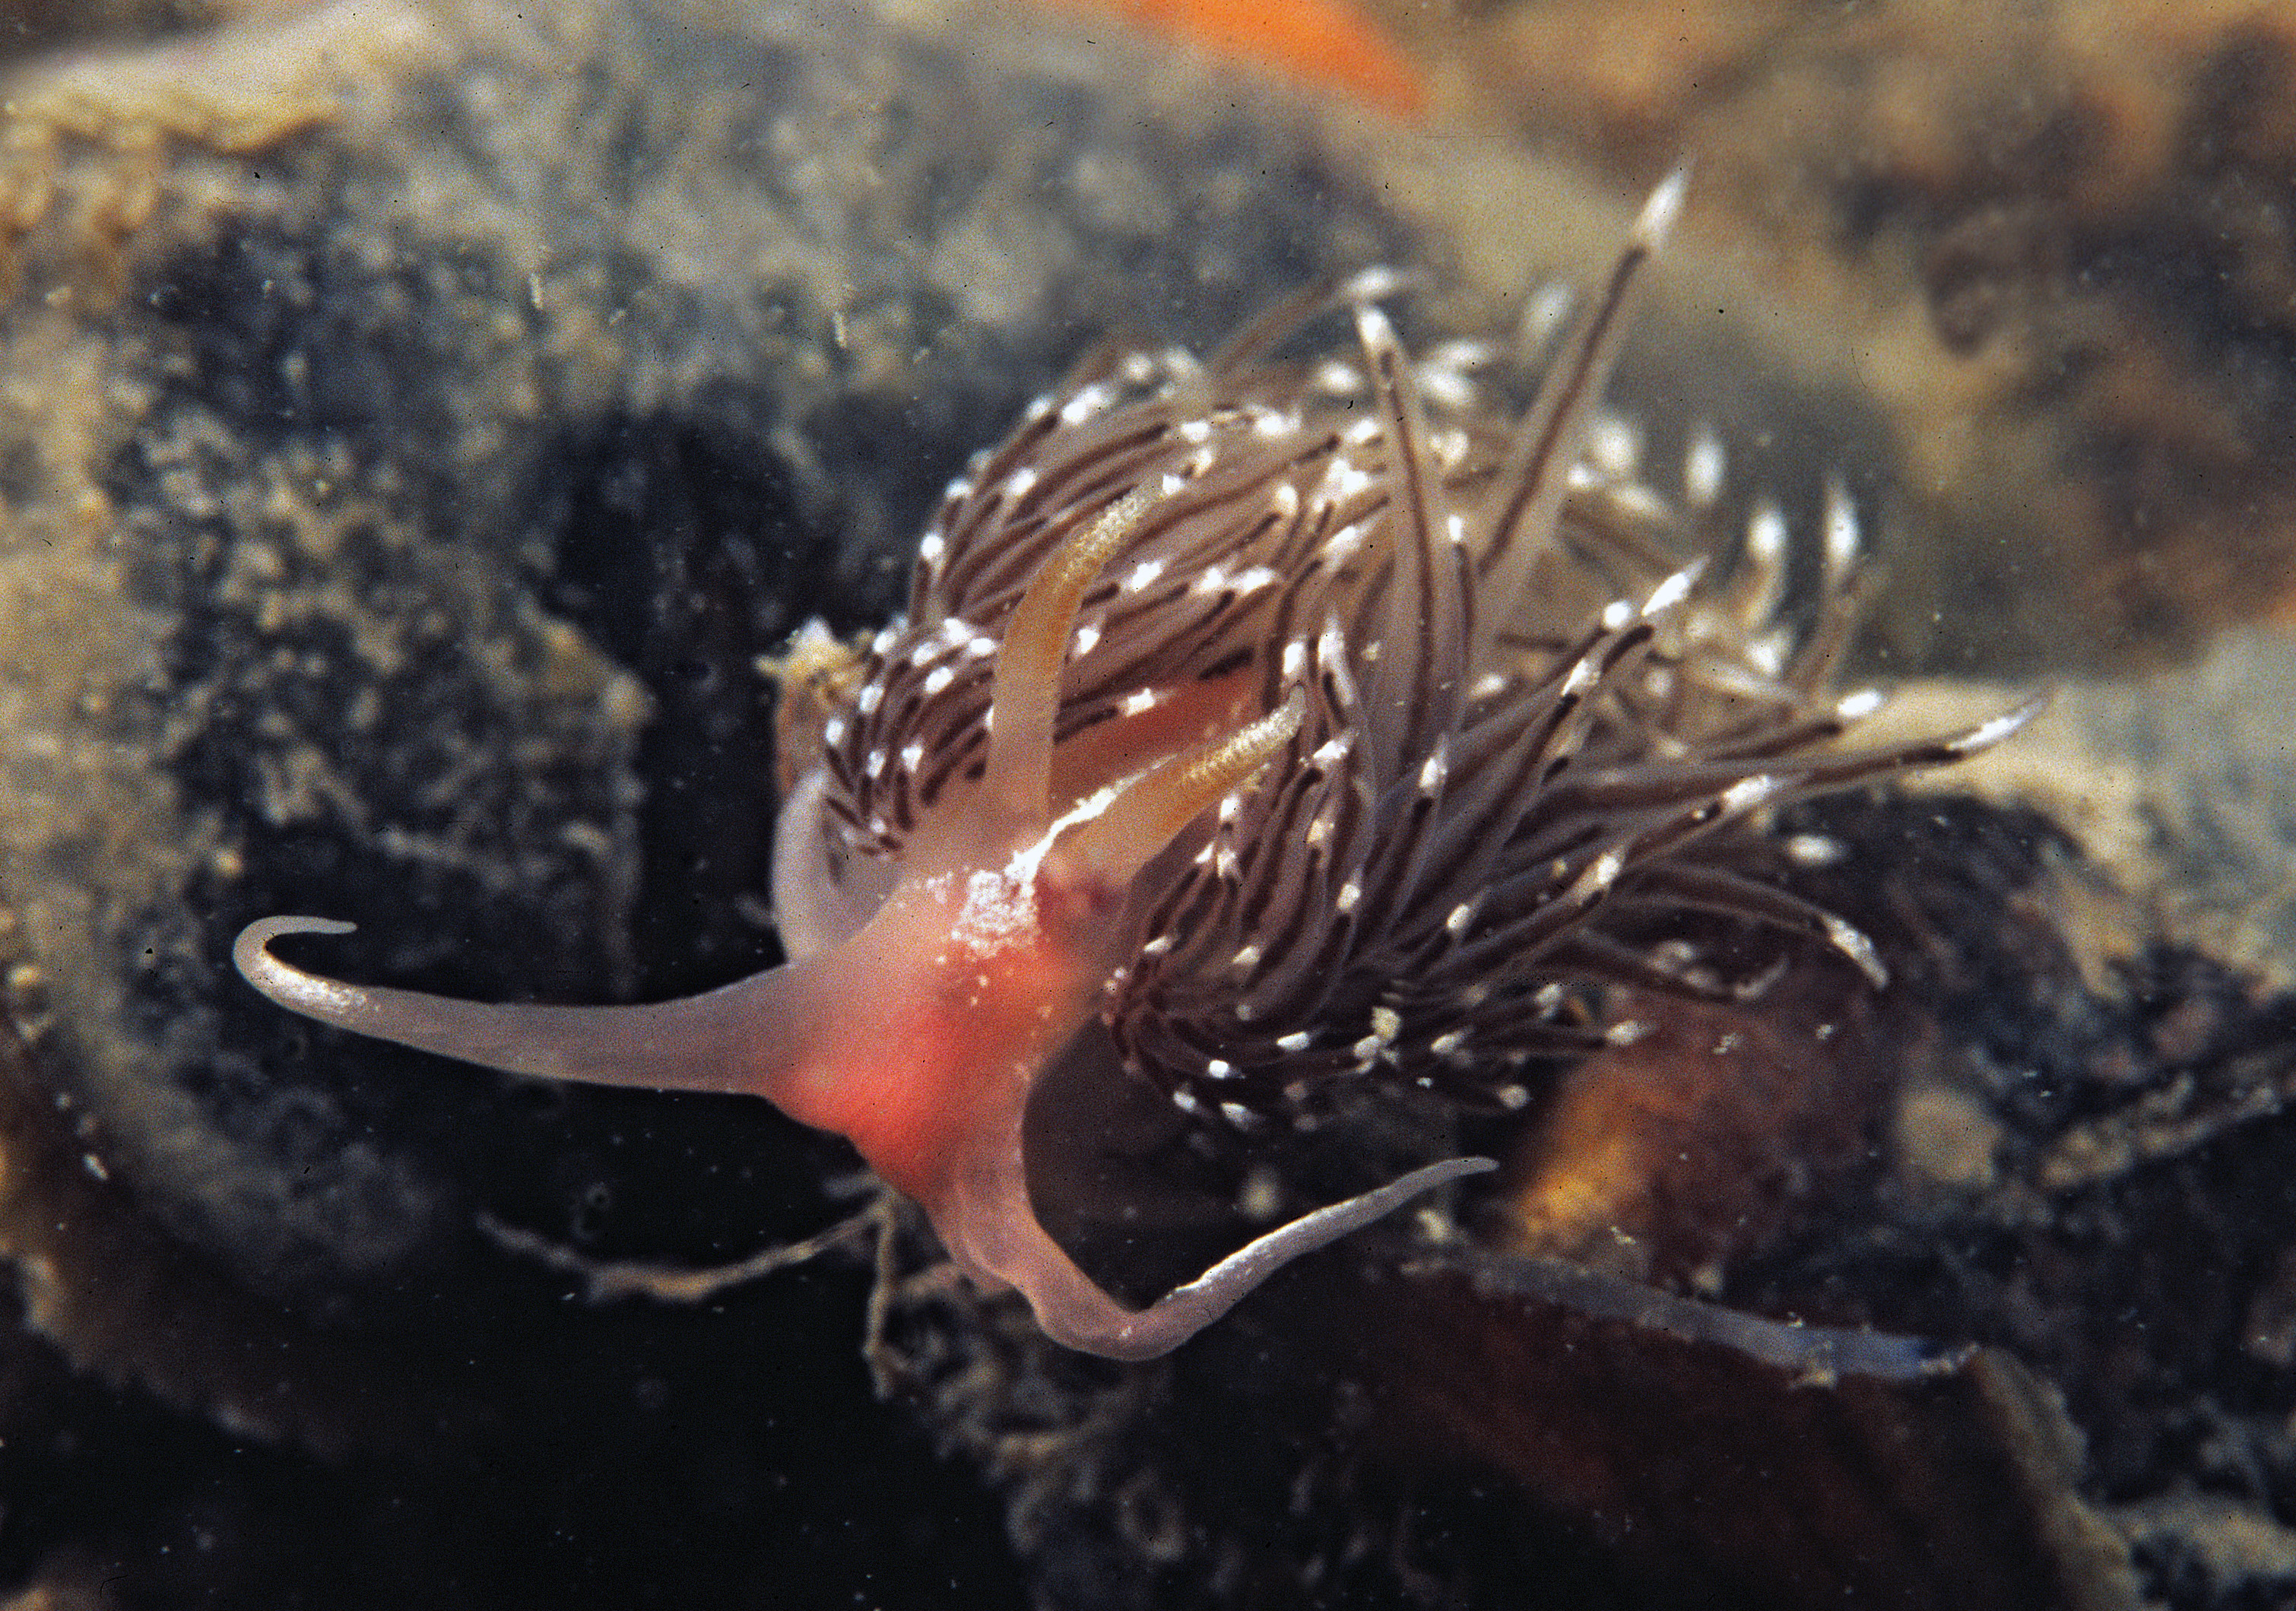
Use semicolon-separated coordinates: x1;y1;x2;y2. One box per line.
1428;0;2296;673
0;0;247;59
0;0;2292;1609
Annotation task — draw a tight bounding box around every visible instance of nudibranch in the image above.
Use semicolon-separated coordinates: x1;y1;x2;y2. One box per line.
235;174;2034;1361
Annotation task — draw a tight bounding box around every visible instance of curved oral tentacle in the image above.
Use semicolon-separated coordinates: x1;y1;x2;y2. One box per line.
940;1067;1493;1362
233;916;817;1095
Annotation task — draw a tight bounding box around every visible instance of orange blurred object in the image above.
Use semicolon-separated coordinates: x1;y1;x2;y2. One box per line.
1052;0;1427;119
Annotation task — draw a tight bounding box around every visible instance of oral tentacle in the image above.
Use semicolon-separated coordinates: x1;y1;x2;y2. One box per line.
234;917;817;1095
939;1091;1492;1362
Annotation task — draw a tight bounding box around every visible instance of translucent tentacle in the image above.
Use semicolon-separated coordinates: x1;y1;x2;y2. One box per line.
234;916;817;1095
944;1123;1492;1360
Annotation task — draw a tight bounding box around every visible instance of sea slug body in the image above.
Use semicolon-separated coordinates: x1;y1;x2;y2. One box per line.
235;173;2035;1360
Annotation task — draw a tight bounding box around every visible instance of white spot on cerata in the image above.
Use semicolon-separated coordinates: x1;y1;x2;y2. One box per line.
1445;511;1469;547
864;747;886;779
1140;933;1175;957
1824;477;1861;573
1335;878;1362;914
1322;459;1374;503
1562;851;1622;903
1282;639;1308;680
1270;482;1300;519
1748;499;1787;566
1192;564;1230;595
1207;1058;1237;1080
1611;483;1668;523
1178;417;1213;445
1720;775;1782;813
1642;564;1697;617
1684;427;1725;508
1003;465;1039;499
1785;832;1845;867
1418;745;1448;794
1310;735;1350;767
1119;687;1159;717
918;531;945;566
1422;336;1491;373
821;716;846;747
1519;280;1571;345
1955;702;2042;754
1071;623;1101;657
1370;1005;1402;1041
921;665;954;697
1431;1029;1468;1060
899;740;924;772
1172;1088;1203;1115
1230;941;1262;972
1587;411;1639;477
1124;557;1165;593
1061;383;1114;425
1445;901;1474;937
1420;369;1473;411
1219;1102;1255;1127
1276;1031;1311;1052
